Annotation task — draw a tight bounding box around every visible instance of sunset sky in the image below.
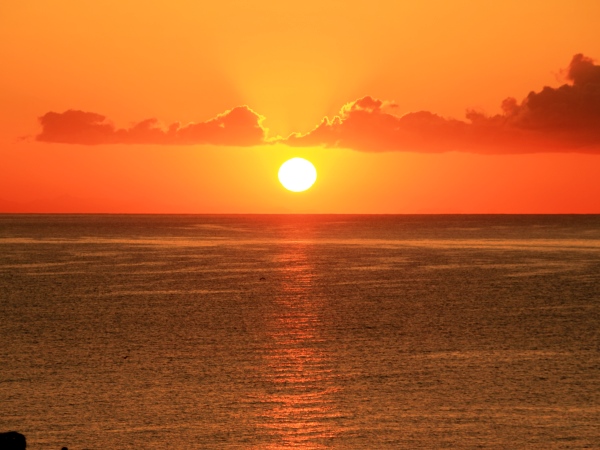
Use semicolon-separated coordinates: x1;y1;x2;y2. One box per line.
1;1;599;213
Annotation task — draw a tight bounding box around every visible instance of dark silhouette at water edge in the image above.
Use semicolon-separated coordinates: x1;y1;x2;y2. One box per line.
0;432;26;450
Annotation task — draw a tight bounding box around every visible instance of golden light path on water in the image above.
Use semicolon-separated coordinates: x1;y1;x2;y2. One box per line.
254;240;348;448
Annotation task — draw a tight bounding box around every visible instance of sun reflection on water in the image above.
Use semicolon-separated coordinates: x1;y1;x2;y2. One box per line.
256;242;346;449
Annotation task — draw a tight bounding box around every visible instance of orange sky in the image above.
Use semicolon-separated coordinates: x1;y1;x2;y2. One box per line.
1;1;599;213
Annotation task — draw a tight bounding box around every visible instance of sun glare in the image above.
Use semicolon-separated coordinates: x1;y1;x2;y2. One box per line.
278;158;317;192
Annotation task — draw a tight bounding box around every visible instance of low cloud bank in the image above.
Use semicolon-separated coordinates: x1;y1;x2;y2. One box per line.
285;54;600;153
37;106;267;146
37;54;600;153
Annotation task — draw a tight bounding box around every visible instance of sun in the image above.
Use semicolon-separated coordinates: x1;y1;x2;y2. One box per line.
278;158;317;192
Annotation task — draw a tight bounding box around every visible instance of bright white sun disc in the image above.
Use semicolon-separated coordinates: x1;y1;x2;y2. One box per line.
278;158;317;192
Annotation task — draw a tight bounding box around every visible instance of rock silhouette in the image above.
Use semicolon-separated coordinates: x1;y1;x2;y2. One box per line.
0;431;26;450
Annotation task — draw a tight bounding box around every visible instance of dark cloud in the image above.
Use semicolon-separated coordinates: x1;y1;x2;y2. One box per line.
36;54;600;153
37;106;267;146
285;54;600;153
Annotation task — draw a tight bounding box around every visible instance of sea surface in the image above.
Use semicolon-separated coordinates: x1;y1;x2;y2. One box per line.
1;214;599;449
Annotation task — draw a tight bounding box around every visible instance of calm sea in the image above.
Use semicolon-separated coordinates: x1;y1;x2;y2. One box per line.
1;215;599;449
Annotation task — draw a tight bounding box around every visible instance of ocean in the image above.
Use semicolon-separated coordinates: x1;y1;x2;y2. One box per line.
1;214;599;449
